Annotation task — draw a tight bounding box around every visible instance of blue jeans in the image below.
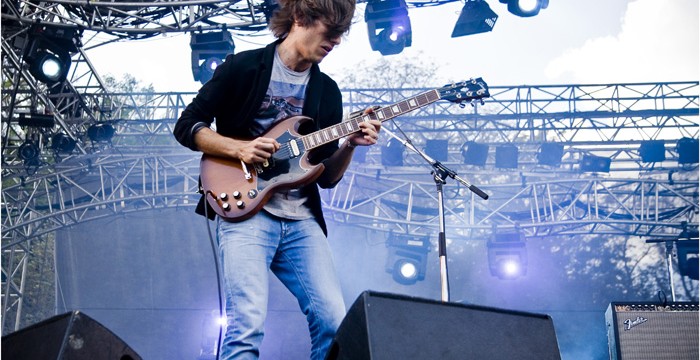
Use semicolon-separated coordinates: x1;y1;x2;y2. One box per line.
216;211;346;360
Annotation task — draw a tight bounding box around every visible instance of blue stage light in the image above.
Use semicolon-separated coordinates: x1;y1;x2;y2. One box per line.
499;0;549;17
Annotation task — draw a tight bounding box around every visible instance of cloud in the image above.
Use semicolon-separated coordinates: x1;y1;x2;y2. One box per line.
545;0;699;83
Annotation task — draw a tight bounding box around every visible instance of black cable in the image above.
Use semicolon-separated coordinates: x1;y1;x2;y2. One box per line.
657;290;668;307
203;192;224;360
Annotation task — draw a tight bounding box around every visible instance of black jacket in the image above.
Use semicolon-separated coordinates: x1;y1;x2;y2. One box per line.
174;40;344;235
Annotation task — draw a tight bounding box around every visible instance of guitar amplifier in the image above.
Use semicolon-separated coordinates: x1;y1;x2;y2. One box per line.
606;302;699;360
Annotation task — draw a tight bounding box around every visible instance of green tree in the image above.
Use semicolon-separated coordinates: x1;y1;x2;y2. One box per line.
335;51;440;89
103;73;154;93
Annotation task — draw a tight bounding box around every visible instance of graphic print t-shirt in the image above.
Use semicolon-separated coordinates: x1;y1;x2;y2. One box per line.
250;48;314;220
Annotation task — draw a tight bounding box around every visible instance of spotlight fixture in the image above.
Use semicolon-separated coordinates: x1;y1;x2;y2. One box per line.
676;137;699;165
18;113;55;128
51;133;77;153
580;154;611;173
87;123;115;142
18;140;40;161
29;50;70;84
190;31;235;84
381;139;404;166
461;141;489;166
18;139;41;167
452;0;498;38
499;0;549;17
487;232;527;279
639;140;666;163
261;0;279;22
677;229;699;280
537;142;564;167
23;26;80;85
495;144;519;169
365;0;412;56
385;233;430;285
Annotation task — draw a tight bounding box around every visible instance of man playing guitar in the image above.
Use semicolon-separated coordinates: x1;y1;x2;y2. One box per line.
173;0;381;358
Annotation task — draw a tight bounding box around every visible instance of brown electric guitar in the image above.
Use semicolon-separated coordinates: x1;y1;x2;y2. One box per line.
200;78;490;222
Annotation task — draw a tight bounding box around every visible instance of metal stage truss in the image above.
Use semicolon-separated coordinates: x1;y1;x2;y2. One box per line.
1;0;698;335
2;83;698;332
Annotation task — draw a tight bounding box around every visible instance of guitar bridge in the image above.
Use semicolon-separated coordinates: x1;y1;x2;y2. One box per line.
253;163;264;174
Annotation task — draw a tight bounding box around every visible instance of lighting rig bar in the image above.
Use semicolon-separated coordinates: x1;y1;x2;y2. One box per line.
2;0;273;44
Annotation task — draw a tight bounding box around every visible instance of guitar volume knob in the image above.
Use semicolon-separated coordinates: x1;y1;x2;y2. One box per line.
219;193;228;201
232;191;242;199
222;202;231;211
236;201;245;209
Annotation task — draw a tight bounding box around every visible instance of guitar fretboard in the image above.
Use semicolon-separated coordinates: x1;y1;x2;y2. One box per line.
300;89;441;150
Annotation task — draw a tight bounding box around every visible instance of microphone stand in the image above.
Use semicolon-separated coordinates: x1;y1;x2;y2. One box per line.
645;234;698;302
645;238;677;301
381;127;488;302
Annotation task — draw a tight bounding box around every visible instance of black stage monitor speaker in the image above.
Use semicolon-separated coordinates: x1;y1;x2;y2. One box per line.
2;310;142;360
326;291;561;360
606;302;699;360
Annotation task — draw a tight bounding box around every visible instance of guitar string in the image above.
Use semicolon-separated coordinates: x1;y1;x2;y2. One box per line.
268;89;449;162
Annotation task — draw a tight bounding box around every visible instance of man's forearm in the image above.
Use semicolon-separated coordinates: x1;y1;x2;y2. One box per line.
193;127;242;159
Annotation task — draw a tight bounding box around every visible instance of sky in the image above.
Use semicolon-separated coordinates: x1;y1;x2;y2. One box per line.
86;0;699;92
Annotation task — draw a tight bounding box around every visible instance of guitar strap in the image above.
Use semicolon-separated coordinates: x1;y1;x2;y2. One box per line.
315;75;323;127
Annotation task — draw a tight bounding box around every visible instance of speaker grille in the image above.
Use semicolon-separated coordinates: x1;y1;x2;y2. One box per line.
606;302;699;360
330;291;561;360
2;311;142;360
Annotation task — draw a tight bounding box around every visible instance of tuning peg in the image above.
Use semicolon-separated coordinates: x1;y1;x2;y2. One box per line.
459;102;466;109
480;99;485;105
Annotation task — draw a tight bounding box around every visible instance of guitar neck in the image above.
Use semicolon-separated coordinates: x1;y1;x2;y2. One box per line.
300;89;441;150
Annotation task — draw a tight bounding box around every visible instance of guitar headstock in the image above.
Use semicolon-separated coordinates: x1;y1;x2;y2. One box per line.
438;78;490;104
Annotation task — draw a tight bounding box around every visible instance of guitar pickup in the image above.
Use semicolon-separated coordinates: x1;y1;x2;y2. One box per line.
288;140;300;158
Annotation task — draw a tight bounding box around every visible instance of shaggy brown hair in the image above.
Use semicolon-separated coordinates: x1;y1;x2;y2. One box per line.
268;0;356;39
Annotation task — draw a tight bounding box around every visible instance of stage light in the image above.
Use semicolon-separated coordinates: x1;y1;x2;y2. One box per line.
451;0;498;38
27;48;71;84
425;139;448;162
199;56;225;83
638;140;666;163
385;234;430;285
677;239;699;280
190;31;235;84
676;137;699;165
495;144;519;169
18;113;55;128
19;140;40;161
677;227;699;280
537;142;564;167
499;0;549;17
87;123;115;142
461;141;489;166
51;133;76;153
24;26;79;85
381;139;404;166
261;0;279;22
580;154;611;173
487;232;527;280
365;0;412;56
